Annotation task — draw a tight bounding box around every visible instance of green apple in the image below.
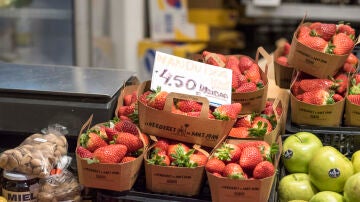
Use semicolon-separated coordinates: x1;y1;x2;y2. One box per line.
282;132;323;173
344;172;360;202
308;146;354;192
351;150;360;173
289;200;307;202
278;173;318;202
309;191;344;202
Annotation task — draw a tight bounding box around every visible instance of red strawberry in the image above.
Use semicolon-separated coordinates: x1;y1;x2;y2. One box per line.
333;94;344;102
154;138;170;152
80;132;108;152
291;80;303;96
225;56;241;74
214;143;241;163
92;144;127;163
117;105;135;117
343;62;357;73
237;141;278;162
276;56;289;66
176;100;202;113
238;56;254;73
337;23;355;36
102;126;118;141
123;94;133;106
234;115;252;128
146;87;168;110
213;103;242;120
298;35;328;52
114;132;143;153
331;33;355;55
228;127;249;138
334;73;348;94
346;53;358;65
139;91;151;104
252;161;275;179
302;89;335;105
189;153;208;167
348;94;360;105
120;156;137;163
223;163;246;179
297;25;311;40
283;42;291;56
235;82;257;93
299;78;338;92
167;143;190;162
251;116;273;134
231;70;242;90
147;150;171;166
353;74;360;85
310;22;336;41
202;51;226;67
76;146;93;159
114;120;139;136
205;158;226;174
244;63;261;83
239;146;263;172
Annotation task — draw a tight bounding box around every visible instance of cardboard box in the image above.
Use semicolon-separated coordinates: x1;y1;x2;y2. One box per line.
287;19;360;79
273;43;294;89
231;47;271;114
344;97;360;127
76;116;146;192
144;143;207;196
206;137;281;202
148;0;209;42
137;40;207;82
290;93;345;127
138;80;235;148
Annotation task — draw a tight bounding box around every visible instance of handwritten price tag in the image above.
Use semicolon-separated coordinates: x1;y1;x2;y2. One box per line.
151;51;232;106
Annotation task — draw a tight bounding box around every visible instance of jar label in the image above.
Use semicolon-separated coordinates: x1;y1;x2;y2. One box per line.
2;189;37;202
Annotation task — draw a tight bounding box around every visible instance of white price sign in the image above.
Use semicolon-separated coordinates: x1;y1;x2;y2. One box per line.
151;51;232;106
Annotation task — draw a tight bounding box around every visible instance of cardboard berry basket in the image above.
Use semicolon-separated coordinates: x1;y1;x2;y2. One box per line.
344;97;360;127
273;42;294;89
287;17;360;79
231;47;271;114
137;80;235;148
115;84;139;118
144;139;209;197
290;92;345;127
75;115;147;192
206;136;282;202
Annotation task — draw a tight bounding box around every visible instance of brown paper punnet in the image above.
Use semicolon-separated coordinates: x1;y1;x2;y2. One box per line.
273;40;294;89
290;93;345;127
232;47;270;114
344;97;360;126
138;80;235;148
75;115;145;192
287;17;360;79
144;141;209;196
206;136;282;202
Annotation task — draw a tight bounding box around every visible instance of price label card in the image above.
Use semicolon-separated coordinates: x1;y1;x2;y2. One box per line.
151;51;232;106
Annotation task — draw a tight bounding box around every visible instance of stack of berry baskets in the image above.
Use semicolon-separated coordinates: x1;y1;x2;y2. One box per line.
273;39;294;89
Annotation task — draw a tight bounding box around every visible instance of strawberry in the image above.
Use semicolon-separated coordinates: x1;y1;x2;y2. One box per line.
252;161;275;179
202;51;226;67
123;94;133;106
249;116;273;137
139;91;151;104
231;70;242;90
205;158;226;174
237;141;278;162
283;42;291;56
343;62;357;74
302;89;335;105
102;125;118;141
146;87;168;110
244;63;261;83
170;146;195;167
276;56;289;66
235;82;257;93
353;74;360;85
225;56;241;74
120;156;137;163
309;22;336;41
233;115;252;128
167;143;190;162
348;94;360;105
213;103;242;120
238;56;254;73
114;120;139;136
117;105;135;117
114;132;143;153
153;138;170;153
189;153;208;167
346;53;358;65
298;35;328;52
214;143;241;163
297;25;311;40
299;78;338;92
76;146;93;159
80;131;108;152
92;144;127;163
334;73;348;94
331;33;355;55
239;146;263;172
223;163;246;179
333;94;344;102
147;149;171;166
176;100;202;113
337;23;355;36
291;80;303;96
228;127;249;138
